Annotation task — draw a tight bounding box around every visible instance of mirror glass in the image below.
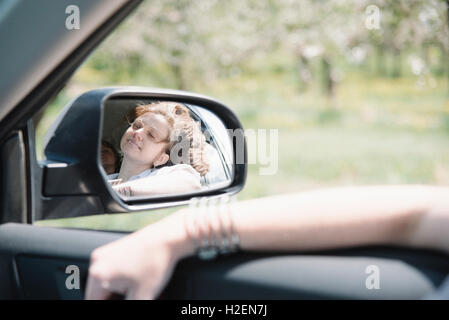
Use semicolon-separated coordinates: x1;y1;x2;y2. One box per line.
101;98;234;200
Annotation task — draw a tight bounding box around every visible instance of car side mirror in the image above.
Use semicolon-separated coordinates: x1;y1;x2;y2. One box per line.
36;87;247;220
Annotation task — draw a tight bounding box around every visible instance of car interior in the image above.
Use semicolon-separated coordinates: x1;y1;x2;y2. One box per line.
0;0;448;300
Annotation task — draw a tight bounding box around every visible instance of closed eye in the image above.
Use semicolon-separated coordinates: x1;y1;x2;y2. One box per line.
132;121;142;130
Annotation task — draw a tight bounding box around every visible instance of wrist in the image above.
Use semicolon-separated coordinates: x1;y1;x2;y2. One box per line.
138;210;196;262
166;210;197;260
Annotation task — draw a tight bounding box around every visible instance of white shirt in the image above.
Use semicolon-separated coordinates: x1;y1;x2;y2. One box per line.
108;163;201;184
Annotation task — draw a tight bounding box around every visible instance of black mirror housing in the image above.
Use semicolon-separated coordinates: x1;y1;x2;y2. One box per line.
36;87;247;220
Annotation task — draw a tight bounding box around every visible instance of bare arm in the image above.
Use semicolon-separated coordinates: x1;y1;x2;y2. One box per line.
164;184;449;256
86;185;449;299
230;185;449;254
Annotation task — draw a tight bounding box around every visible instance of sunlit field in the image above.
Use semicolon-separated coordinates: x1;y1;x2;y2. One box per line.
36;62;449;231
35;0;449;231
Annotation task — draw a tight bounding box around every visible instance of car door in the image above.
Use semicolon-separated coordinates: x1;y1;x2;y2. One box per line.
0;0;448;300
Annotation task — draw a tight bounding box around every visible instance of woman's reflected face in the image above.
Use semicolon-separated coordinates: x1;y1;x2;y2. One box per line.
120;112;171;165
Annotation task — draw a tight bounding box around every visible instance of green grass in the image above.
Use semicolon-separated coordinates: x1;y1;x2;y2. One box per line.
35;207;177;231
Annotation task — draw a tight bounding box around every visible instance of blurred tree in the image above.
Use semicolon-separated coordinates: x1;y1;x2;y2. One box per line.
95;0;278;90
367;0;448;79
274;0;368;105
86;0;447;94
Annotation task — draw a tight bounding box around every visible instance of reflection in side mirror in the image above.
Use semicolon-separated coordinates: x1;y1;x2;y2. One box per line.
101;99;234;200
38;87;246;220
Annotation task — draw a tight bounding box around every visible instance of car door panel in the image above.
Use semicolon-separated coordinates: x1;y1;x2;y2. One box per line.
16;255;89;300
1;223;448;299
167;249;449;299
0;0;135;126
0;223;122;299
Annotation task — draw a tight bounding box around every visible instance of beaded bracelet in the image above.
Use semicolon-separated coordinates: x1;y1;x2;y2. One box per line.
184;195;240;260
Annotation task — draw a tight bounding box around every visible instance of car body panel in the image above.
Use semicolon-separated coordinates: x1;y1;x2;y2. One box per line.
0;0;129;123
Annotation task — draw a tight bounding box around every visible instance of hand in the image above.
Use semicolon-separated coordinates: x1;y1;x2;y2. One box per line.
112;184;132;197
108;178;123;186
85;213;193;300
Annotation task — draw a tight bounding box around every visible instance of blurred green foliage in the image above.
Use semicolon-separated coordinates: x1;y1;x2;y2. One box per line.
36;0;449;231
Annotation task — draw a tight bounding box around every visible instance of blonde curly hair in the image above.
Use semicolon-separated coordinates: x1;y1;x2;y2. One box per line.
126;101;210;176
